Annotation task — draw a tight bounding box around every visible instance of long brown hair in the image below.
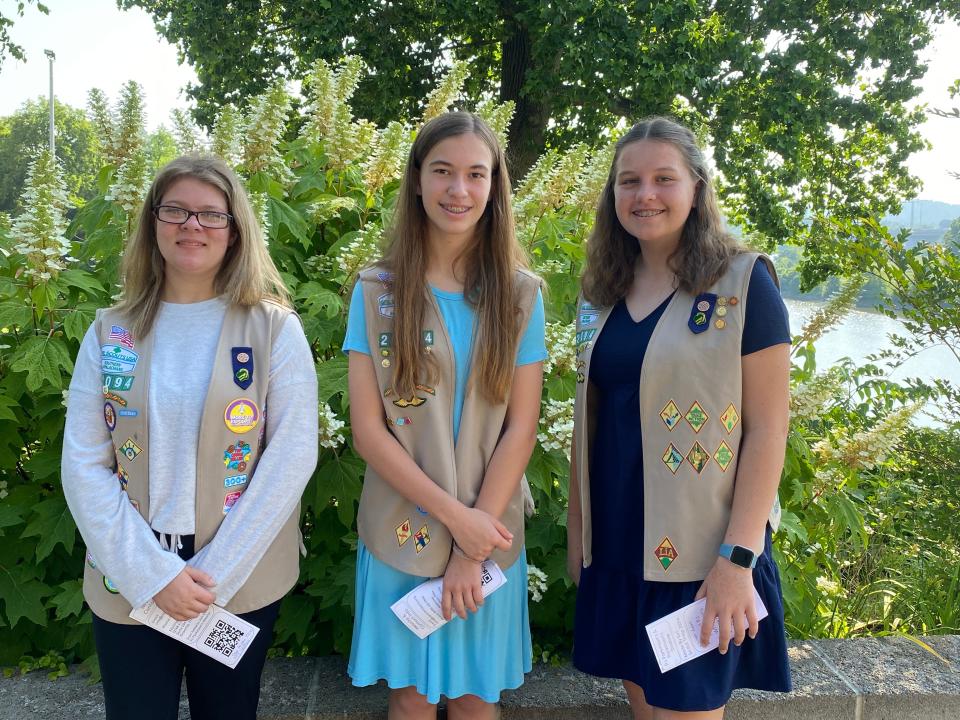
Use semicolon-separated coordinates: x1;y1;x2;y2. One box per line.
380;112;528;404
581;116;743;306
116;155;290;338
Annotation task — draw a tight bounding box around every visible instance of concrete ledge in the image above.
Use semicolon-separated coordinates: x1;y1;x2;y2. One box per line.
2;636;958;719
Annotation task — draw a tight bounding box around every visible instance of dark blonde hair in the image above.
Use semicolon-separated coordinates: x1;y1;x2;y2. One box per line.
581;116;743;306
116;155;290;337
380;112;528;404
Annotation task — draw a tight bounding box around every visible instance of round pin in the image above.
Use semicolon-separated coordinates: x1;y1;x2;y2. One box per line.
224;398;260;434
381;348;390;356
717;296;728;306
729;296;739;305
382;358;391;368
696;300;710;312
715;318;726;329
103;402;117;432
716;306;727;317
236;351;250;363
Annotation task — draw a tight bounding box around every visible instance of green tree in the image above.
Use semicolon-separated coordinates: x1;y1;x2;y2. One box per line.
0;98;98;213
0;1;47;69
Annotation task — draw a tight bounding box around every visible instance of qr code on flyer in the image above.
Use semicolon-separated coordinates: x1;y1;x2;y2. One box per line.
480;566;493;586
203;618;245;657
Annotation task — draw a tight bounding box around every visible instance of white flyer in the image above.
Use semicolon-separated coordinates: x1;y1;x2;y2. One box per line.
390;560;507;639
645;588;768;673
130;600;259;669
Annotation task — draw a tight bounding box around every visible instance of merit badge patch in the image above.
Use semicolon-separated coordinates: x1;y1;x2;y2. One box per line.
378;292;395;318
232;347;254;390
108;325;135;350
224;398;260;434
395;416;412;426
119;438;142;462
684;401;708;433
422;330;434;347
103;391;127;407
102;373;134;392
378;332;392;348
224;441;252;471
688;293;717;334
655;537;678;571
376;271;393;286
103;402;117;432
661;443;684;474
659;400;682;431
223;490;243;514
414;525;430;553
117;462;129;489
714;440;734;472
100;344;139;374
224;474;247;488
579;311;599;326
103;576;120;594
575;328;596;345
393;395;426;408
396;518;412;547
720;403;740;433
576;359;585;384
686;442;710;474
118;409;139;417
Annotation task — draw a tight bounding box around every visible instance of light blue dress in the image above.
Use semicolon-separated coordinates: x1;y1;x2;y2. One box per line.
343;281;547;703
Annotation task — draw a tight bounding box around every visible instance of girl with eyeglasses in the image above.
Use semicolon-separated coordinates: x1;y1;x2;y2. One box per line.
62;155;318;720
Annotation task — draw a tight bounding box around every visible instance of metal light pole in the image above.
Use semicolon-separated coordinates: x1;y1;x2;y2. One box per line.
43;49;56;157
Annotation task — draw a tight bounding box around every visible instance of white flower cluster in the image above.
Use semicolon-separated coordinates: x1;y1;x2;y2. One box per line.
420;61;470;126
363;121;410;196
310;195;360;225
790;368;845;424
527;564;548;603
543;322;576;376
327;118;377;172
300;56;366;146
318;400;346;450
212;104;244;168
476;98;515;151
565;141;616;214
337;225;383;278
243;79;293;182
0;479;7;501
10;149;72;282
538;397;575;458
61;389;69;408
87;88;117;164
532;257;569;275
249;192;271;239
514;149;559;224
796;275;866;347
170;109;204;154
106;150;150;217
812;402;921;471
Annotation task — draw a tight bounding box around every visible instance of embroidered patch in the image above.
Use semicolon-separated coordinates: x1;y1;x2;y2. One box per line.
422;330;434;346
103;402;117;432
714;440;734;471
118;409;139;417
119;438;142;462
659;400;682;430
100;344;139;373
396;518;412;547
86;551;97;570
575;328;596;345
378;332;392;349
103;391;127;407
580;300;597;312
378;292;395;318
576;341;592;356
395;416;412;426
376;271;393;286
224;474;248;488
579;311;599;326
108;325;135;349
414;525;430;553
223;490;243;514
102;373;134;392
655;537;678;571
715;318;726;329
224;398;260;434
117;462;129;489
720;404;740;433
688;293;717;334
393;395;426;408
232;347;254;390
224;441;252;471
661;444;684;474
415;384;436;395
684;402;708;433
686;442;710;474
103;576;119;594
576;360;585;384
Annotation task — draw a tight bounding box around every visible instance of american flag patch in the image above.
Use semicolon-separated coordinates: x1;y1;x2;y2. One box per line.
109;325;134;349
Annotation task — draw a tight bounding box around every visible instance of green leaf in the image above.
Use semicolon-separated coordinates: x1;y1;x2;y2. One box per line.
21;495;77;562
0;504;23;530
50;580;86;621
63;307;96;342
275;592;316;646
60;268;106;297
316;452;364;527
0;300;32;329
0;565;49;628
316;355;348;402
9;336;74;391
268;197;312;248
295;281;342;319
0;395;18;422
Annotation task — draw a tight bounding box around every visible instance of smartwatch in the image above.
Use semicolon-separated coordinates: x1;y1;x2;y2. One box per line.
719;543;758;569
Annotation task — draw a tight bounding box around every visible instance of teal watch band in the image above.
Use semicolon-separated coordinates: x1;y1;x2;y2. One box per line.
719;543;758;569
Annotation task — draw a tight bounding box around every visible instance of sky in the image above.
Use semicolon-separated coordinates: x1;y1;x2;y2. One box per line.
0;0;958;204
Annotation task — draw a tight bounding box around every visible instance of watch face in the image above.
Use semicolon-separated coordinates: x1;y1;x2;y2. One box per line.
730;545;755;568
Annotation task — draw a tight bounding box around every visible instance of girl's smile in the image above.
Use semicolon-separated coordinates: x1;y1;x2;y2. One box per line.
417;133;493;244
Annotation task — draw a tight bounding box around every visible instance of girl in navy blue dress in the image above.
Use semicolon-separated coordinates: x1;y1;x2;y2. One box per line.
567;117;792;718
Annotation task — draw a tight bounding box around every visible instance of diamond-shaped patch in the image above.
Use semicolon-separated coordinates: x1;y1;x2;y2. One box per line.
685;401;708;433
661;444;684;474
655;537;678;571
720;403;740;433
396;518;412;547
714;440;734;471
686;442;710;473
660;400;682;430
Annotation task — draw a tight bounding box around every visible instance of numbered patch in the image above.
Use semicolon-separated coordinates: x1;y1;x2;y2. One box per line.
102;374;135;392
224;474;248;488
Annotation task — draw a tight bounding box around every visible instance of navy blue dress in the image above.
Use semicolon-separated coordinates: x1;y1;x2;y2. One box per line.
573;261;793;711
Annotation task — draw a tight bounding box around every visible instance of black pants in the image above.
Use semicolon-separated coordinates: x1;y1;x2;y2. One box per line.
91;535;281;720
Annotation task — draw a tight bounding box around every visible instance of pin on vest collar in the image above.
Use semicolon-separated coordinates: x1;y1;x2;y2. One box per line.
688;293;717;334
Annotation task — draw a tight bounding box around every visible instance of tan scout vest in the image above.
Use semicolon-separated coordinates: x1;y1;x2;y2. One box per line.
84;300;303;624
573;252;782;582
356;266;541;577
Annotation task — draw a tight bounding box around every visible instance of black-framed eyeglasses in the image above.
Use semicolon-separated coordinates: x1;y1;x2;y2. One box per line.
153;205;233;229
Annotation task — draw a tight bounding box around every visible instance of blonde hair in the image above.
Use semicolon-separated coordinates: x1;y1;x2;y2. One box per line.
380;112;529;405
115;155;290;337
581;116;744;306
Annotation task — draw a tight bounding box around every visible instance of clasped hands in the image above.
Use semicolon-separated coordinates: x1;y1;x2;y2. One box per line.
153;567;217;621
440;506;512;622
